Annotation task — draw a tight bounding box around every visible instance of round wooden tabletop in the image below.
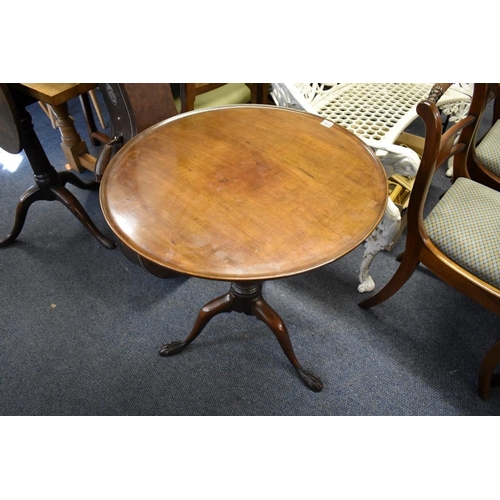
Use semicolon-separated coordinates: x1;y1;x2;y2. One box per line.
100;105;387;281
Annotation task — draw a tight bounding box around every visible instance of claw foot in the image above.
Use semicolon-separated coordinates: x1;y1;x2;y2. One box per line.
296;367;323;392
358;276;375;293
159;340;187;357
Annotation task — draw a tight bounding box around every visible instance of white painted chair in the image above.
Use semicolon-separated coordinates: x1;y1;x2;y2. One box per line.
271;83;472;292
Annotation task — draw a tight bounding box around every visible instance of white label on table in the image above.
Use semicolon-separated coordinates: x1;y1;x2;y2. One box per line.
320;119;334;128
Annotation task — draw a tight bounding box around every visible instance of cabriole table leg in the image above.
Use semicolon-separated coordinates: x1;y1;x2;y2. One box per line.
159;281;323;392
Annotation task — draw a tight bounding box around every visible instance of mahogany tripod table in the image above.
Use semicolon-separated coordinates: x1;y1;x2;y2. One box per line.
99;105;387;391
1;84;115;248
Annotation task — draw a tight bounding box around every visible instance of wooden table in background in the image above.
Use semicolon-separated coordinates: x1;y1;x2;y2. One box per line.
0;84;115;248
100;105;388;391
10;83;101;173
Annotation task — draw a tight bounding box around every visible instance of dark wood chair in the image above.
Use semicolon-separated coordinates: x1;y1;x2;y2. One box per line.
95;83;181;277
93;83;269;275
359;83;500;400
94;83;270;181
457;83;500;191
0;84;115;248
94;83;179;181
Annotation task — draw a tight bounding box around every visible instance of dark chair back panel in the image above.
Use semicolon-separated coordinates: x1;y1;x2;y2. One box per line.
0;84;23;154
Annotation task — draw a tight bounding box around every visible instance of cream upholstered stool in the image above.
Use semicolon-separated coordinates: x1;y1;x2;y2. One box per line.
174;83;253;112
271;83;472;292
424;177;500;288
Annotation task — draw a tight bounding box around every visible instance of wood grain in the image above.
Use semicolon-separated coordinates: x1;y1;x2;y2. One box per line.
100;105;387;281
12;83;97;106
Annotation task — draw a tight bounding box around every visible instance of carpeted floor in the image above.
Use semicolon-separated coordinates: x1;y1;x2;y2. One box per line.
1;89;499;417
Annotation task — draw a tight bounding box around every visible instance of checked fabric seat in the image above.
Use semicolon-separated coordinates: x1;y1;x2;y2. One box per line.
459;83;500;191
424;177;500;290
476;119;500;176
359;83;500;401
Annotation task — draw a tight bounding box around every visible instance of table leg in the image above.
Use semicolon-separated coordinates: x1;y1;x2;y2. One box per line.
159;281;323;392
0;185;44;247
0;104;116;249
49;102;95;173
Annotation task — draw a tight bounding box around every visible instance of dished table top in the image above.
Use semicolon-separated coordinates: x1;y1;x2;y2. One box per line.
100;105;387;281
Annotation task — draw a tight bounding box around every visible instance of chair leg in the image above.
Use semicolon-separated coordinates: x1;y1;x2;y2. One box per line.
38;102;56;128
478;337;500;401
358;198;402;293
0;185;44;247
358;253;420;309
89;89;106;129
79;93;100;147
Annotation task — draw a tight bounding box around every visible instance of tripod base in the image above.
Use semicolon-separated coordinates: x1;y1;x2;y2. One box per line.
1;91;116;250
159;281;323;392
0;170;115;249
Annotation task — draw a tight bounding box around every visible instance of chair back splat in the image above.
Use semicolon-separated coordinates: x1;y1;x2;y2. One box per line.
359;83;500;401
95;83;179;181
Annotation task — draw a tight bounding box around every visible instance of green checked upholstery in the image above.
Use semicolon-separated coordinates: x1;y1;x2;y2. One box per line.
359;84;500;401
424;177;500;289
476;119;500;177
173;84;252;113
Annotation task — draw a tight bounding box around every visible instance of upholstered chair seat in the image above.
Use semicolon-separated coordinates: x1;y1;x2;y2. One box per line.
475;119;500;177
359;83;500;401
424;177;500;289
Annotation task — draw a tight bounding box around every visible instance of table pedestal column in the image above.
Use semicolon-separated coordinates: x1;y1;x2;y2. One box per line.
159;281;323;392
49;102;96;173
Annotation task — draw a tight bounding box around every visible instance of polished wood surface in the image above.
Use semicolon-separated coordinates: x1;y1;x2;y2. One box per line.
11;83;97;106
100;105;387;281
0;84;22;154
100;104;387;391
